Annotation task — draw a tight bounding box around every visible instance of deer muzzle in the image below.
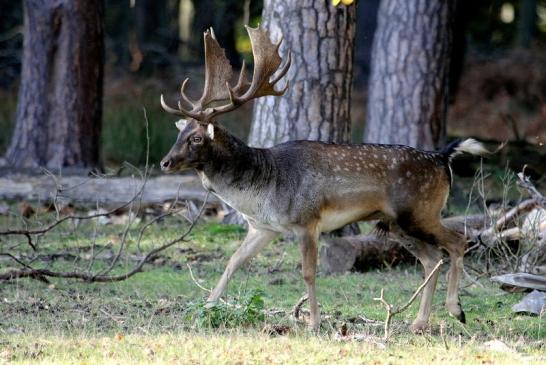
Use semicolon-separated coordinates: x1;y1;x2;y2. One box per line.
160;156;174;171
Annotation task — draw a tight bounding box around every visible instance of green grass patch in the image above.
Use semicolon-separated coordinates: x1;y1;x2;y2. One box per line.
1;215;545;364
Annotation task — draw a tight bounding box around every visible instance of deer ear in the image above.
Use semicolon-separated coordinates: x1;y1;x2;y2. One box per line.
207;123;214;140
175;119;187;131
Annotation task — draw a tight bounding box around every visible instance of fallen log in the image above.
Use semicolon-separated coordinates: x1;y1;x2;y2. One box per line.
0;173;215;206
319;215;488;274
319;234;412;274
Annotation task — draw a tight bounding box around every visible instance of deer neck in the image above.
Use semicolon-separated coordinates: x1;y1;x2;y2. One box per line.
196;128;273;198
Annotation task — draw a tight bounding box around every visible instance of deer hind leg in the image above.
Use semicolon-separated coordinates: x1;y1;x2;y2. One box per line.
392;217;444;332
297;226;320;333
398;235;443;332
208;225;277;302
435;226;467;323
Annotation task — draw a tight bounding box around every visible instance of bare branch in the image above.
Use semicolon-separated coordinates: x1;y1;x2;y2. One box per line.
480;199;537;239
517;168;546;207
0;108;211;284
0;192;211;283
374;259;444;340
187;263;211;293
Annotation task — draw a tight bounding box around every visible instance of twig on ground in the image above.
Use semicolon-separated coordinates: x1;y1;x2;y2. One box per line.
440;322;449;350
268;252;285;273
0;108;211;283
186;263;211;293
292;294;309;321
374;259;444;340
0;191;210;282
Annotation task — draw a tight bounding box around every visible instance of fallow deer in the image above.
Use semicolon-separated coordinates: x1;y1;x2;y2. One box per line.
160;26;486;332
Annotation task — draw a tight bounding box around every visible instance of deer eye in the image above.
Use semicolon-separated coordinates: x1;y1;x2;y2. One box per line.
191;136;203;144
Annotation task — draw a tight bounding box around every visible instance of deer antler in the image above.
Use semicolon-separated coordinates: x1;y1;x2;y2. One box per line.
161;26;291;123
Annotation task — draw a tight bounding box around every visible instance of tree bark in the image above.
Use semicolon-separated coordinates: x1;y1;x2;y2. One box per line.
5;0;104;169
364;0;454;150
249;0;356;147
130;0;180;71
517;0;536;48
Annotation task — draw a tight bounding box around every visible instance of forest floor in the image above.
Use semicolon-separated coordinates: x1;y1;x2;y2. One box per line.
1;214;545;364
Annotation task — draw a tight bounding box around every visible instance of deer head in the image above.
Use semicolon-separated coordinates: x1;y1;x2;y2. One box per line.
160;26;291;172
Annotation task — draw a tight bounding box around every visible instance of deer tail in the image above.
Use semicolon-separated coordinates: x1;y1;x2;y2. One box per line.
440;138;489;162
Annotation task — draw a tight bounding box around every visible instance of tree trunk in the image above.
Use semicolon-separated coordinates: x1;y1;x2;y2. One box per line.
517;0;536;48
249;0;356;147
191;0;241;68
364;0;454;150
131;0;180;71
5;0;104;169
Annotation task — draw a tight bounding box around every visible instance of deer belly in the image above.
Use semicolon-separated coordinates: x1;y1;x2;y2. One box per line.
318;207;368;232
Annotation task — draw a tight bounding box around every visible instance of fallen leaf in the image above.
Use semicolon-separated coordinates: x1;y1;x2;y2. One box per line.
262;324;290;336
115;333;124;341
1;348;13;361
480;339;514;353
19;202;35;218
143;347;155;357
338;322;348;336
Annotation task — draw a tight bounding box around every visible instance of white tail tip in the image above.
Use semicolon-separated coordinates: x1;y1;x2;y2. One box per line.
454;138;488;156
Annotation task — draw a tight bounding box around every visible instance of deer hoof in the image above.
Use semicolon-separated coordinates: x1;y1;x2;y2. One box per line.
446;301;466;323
204;300;218;309
410;320;430;334
449;309;466;323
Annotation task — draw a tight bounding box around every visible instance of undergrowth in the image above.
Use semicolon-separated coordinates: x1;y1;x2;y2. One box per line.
184;289;266;329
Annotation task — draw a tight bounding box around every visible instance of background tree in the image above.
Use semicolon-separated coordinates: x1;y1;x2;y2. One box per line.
517;0;537;48
249;0;356;147
364;0;455;149
128;0;180;72
4;0;104;169
190;0;243;68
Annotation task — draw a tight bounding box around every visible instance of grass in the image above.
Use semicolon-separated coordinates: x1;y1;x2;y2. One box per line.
1;213;545;364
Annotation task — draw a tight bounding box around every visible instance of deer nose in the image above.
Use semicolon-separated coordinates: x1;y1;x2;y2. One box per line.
160;158;172;170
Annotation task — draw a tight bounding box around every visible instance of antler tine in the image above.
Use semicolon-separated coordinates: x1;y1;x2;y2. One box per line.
179;78;197;109
270;51;291;90
197;28;233;108
240;26;288;99
161;94;199;118
161;26;290;124
231;60;251;96
204;26;291;122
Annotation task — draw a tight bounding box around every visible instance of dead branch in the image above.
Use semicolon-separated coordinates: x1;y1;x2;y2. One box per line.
292;294;309;321
0;109;212;284
517;170;546;208
0;192;210;283
187;263;212;293
373;259;444;340
480;198;538;239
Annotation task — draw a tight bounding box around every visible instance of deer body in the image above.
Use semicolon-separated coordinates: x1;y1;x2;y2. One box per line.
195;126;450;235
159;26;483;332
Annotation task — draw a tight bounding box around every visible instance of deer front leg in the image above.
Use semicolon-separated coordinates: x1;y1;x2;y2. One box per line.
208;225;277;302
298;227;320;333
